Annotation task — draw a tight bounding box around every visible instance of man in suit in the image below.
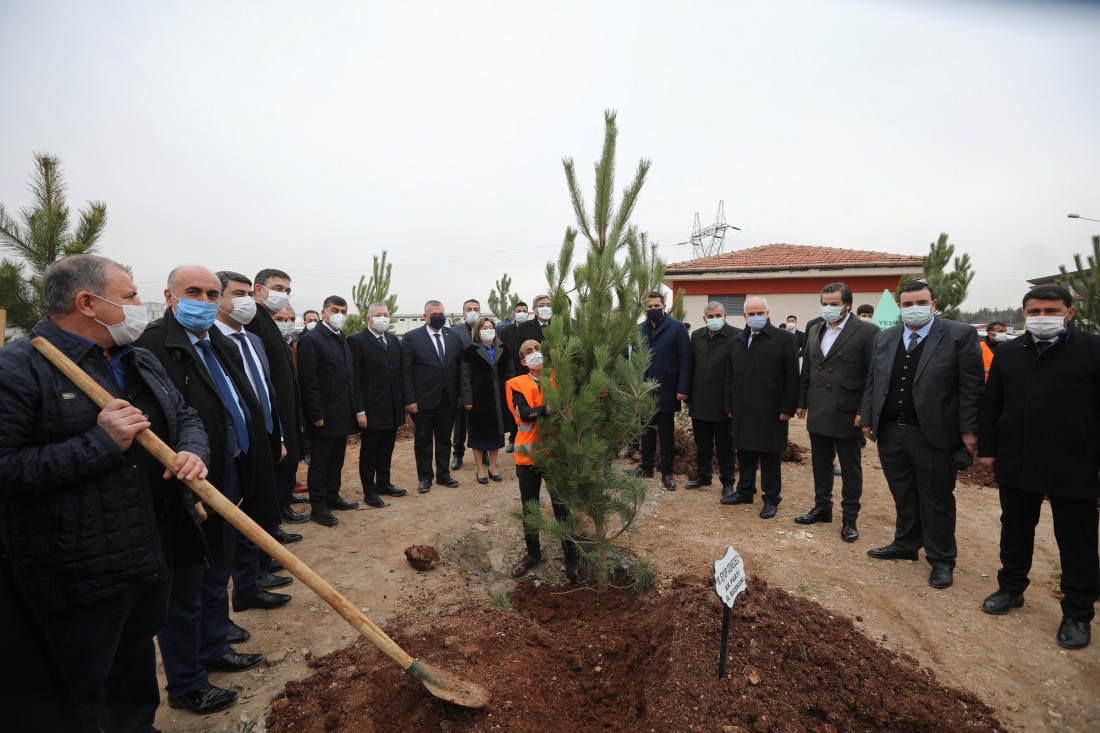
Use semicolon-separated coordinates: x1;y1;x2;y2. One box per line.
794;282;878;542
633;291;693;490
450;298;482;470
723;297;800;518
977;285;1100;650
785;315;806;357
297;295;362;526
685;301;740;496
402;299;463;492
349;301;409;508
860;280;983;590
138;265;289;716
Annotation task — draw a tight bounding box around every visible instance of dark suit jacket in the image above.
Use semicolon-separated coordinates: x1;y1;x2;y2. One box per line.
978;328;1100;498
298;324;359;438
790;328;806;357
686;323;741;422
639;315;693;413
860;317;983;450
245;305;303;461
726;322;800;453
798;315;877;439
220;325;283;441
401;325;463;410
349;328;405;431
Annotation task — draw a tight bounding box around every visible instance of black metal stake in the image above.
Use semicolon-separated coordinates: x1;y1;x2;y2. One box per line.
718;605;731;678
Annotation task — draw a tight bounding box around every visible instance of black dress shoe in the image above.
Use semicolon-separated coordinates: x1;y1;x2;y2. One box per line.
363;494;388;508
450;456;463;470
685;477;711;490
233;590;292;612
982;590;1024;615
476;476;489;485
661;474;677;491
488;473;503;482
268;560;284;572
270;527;302;544
929;564;954;589
310;509;339;527
256;570;293;590
511;553;541;578
280;506;308;524
226;620;250;645
417;480;432;493
720;492;753;505
633;467;654;478
794;507;833;525
204;650;264;673
380;484;408;497
867;544;919;561
759;504;778;519
720;483;735;498
841;520;859;542
437;476;460;488
290;494;310;504
168;684;238;715
1056;618;1091;650
327;496;359;510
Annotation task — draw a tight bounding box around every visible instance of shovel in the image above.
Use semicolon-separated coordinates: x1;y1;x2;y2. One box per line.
31;336;490;709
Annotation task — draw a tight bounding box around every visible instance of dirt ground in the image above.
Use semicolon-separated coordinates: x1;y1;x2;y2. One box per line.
154;420;1099;732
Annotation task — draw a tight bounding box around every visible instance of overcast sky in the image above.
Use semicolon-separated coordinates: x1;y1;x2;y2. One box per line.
2;0;1098;319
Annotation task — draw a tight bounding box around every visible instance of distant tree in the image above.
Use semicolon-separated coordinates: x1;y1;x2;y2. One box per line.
897;233;973;320
957;306;1024;328
351;250;398;326
1058;235;1100;334
0;153;108;331
487;272;520;321
528;110;659;593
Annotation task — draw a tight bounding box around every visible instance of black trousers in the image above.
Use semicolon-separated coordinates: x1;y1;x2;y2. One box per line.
692;418;734;485
641;411;676;474
274;454;297;510
359;427;398;493
876;423;957;566
997;485;1099;621
809;432;863;520
517;464;578;567
414;399;457;482
452;407;467;458
308;436;348;508
735;450;782;505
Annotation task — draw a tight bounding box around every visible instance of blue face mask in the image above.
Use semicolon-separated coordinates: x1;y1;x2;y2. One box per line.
746;315;767;331
172;293;219;333
647;307;664;324
706;317;725;332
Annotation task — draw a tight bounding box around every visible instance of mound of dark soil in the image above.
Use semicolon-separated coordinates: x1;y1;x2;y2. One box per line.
267;578;1003;732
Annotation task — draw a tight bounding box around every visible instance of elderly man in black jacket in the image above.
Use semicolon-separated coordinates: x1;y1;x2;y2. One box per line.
0;255;209;732
685;301;740;496
723;296;800;518
298;295;363;525
977;285;1100;650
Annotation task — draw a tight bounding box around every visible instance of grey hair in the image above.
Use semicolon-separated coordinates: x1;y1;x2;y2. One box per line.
44;254;128;316
704;300;725;312
533;293;551;306
367;301;389;312
424;299;443;311
744;296;769;311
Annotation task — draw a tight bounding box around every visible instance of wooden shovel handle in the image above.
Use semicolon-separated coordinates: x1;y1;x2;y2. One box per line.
31;337;415;669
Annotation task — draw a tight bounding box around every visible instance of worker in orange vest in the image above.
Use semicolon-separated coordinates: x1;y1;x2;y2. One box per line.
980;322;1009;382
505;339;580;583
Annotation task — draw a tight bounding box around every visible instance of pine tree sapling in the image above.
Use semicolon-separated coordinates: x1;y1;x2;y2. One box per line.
524;111;661;592
896;233;972;320
1058;235;1100;334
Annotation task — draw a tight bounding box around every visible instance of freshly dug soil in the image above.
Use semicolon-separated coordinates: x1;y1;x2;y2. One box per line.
266;577;1003;732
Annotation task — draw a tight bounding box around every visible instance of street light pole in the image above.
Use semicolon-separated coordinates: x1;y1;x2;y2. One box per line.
1067;213;1100;223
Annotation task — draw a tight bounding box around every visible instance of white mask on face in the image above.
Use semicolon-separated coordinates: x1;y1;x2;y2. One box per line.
371;316;390;332
1025;316;1066;339
523;350;543;368
513;311;528;323
92;294;150;346
991;332;1009;343
225;296;257;325
465;310;481;325
480;328;496;343
276;321;295;336
536;306;552;321
327;313;347;331
819;305;844;324
305;321;317;330
900;305;933;328
260;286;289;312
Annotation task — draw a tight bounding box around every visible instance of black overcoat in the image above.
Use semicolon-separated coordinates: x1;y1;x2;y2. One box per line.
638;315;694;414
460;340;516;438
686;322;740;421
726;322;800;453
245;305;303;461
298;324;359;438
349;328;405;431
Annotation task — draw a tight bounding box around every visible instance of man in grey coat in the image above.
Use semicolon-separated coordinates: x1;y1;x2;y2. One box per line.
794;282;878;542
685;301;740;496
860;281;983;590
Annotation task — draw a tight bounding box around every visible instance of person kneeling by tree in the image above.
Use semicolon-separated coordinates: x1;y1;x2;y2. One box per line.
505;339;580;583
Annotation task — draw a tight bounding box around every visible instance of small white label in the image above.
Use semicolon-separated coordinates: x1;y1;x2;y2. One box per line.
713;546;747;608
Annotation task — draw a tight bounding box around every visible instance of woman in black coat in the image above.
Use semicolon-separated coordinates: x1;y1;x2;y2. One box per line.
460;317;515;484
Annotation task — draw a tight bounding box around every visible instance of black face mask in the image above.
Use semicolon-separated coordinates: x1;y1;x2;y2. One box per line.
647;308;664;323
429;315;447;329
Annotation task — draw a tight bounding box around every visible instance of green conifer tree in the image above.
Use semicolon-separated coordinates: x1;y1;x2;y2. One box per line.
488;272;520;321
351;250;398;333
1058;235;1100;333
896;233;973;320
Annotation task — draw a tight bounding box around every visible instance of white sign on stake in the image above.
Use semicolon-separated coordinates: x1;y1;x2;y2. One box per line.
713;546;747;608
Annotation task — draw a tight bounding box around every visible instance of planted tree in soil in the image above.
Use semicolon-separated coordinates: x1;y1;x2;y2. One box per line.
527;110;663;592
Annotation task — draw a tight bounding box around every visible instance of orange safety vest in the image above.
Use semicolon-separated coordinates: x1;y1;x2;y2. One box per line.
980;340;994;382
505;374;543;466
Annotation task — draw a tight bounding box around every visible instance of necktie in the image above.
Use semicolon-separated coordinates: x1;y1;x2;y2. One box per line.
434;332;445;364
907;332;920;352
1036;339;1051;353
379;335;388;352
232;333;273;434
194;339;250;454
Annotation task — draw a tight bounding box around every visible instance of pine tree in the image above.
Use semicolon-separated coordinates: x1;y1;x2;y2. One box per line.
488;272;520;321
1058;235;1100;334
0;153;108;331
896;233;973;320
525;110;661;592
352;250;398;325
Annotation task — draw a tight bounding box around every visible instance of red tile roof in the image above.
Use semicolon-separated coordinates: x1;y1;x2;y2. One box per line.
666;244;923;273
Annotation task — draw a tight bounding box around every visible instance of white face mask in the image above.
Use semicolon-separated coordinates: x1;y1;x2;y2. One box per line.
327;313;347;331
523;350;543;368
276;321;295;336
371;316;390;332
819;305;844;324
224;296;257;325
991;332;1009;343
900;304;933;328
260;287;289;312
513;311;529;323
305;321;317;331
92;294;149;346
858;315;874;320
465;310;481;325
480;328;496;343
1026;316;1066;339
705;317;725;332
536;306;552;321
